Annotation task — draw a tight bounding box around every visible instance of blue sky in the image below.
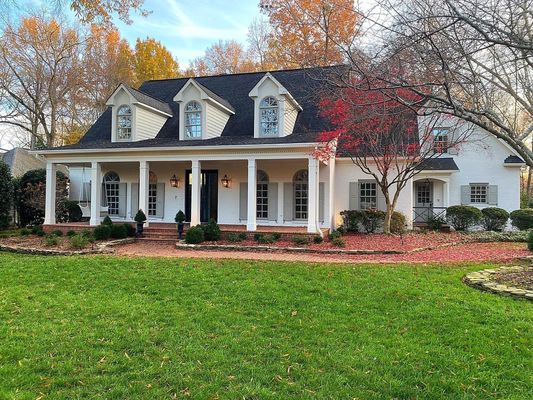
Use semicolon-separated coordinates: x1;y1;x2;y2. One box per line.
114;0;261;67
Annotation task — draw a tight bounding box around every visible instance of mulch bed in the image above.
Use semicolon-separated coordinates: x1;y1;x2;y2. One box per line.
0;236;133;255
0;235;80;251
493;269;533;290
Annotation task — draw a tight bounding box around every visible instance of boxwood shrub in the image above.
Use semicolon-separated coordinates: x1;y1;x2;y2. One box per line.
446;205;482;231
201;219;221;241
93;225;111;240
481;207;509;231
185;225;205;244
361;209;386;233
110;224;128;239
510;209;533;230
340;210;364;232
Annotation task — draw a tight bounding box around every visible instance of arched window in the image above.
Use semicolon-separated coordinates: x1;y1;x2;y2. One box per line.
117;105;132;140
104;172;120;215
260;97;279;136
256;170;269;219
293;170;308;220
185;101;202;138
148;171;157;216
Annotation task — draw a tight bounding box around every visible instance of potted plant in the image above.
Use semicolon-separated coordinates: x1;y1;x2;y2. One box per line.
134;209;147;235
175;210;186;240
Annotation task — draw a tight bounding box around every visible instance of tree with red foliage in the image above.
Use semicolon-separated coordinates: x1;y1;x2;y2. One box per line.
317;83;472;233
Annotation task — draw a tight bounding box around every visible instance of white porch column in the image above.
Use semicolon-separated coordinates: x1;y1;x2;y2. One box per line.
327;156;336;231
139;161;150;227
44;161;57;225
247;158;257;231
308;156;320;234
90;162;101;226
190;160;201;226
443;179;450;208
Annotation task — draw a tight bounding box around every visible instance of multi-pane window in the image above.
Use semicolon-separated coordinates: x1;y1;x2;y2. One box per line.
185;101;202;138
104;172;120;215
433;128;449;154
256;170;269;219
417;183;431;204
360;181;377;210
260;97;279;136
293;170;308;220
117;105;132;140
470;184;488;203
148;171;158;216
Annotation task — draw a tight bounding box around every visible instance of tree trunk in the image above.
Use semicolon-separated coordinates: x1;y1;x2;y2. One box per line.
383;205;393;234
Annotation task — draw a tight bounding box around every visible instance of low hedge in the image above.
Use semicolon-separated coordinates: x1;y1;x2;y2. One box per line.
340;209;405;233
446;205;482;231
510;209;533;230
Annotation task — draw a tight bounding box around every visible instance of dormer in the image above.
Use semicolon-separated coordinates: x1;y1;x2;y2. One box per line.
173;79;235;140
249;72;302;138
105;84;172;142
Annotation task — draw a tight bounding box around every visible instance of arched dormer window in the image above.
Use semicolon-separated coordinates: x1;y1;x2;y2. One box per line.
185;101;202;138
257;170;269;219
117;105;132;140
293;169;308;220
260;97;279;136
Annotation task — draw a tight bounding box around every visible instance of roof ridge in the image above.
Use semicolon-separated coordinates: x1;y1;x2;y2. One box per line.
143;64;346;83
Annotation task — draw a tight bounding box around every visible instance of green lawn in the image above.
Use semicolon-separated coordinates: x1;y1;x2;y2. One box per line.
0;254;531;399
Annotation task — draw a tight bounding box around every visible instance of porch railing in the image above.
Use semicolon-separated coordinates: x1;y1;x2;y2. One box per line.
413;206;447;223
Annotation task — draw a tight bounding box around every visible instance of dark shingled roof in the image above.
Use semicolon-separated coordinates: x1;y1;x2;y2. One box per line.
193;80;235;112
53;66;341;151
125;84;173;115
504;155;524;164
416;157;459;171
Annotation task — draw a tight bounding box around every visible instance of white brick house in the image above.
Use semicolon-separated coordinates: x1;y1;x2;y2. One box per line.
36;67;524;232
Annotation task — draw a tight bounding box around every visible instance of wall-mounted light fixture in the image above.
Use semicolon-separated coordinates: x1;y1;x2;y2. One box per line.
221;174;231;188
169;174;181;188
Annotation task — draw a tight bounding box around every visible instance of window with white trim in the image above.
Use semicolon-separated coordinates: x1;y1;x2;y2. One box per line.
256;170;269;219
117;105;132;140
293;170;308;220
360;181;377;210
470;184;488;203
260;97;279;136
185;101;202;138
104;171;120;215
432;127;449;154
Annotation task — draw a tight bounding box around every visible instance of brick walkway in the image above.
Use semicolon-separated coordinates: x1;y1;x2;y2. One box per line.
113;241;528;264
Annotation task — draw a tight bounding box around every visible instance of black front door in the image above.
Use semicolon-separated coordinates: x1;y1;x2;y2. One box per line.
185;169;218;223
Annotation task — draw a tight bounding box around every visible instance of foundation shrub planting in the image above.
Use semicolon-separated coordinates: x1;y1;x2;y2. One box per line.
426;215;447;231
329;230;342;241
31;225;44;236
257;234;276;244
271;232;282;241
292;236;310;246
481;207;509;231
528;230;533;252
446;205;482;231
62;200;83;223
93;225;111;241
50;229;63;237
331;237;346;247
19;228;30;236
237;232;247;241
102;216;113;226
313;235;323;244
340;210;364;232
361;209;386;233
69;234;89;250
509;209;533;230
66;230;77;237
123;224;136;237
201;219;221;241
45;234;59;247
226;233;243;243
110;224;128;239
390;212;407;234
185;225;205;244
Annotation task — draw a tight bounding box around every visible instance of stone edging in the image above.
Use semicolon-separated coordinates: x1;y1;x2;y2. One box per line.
0;238;135;256
463;266;533;301
174;240;465;255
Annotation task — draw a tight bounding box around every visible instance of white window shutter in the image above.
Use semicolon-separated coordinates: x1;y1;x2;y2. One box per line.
349;182;358;210
156;183;165;217
319;182;325;222
268;183;278;221
118;182;127;217
283;183;293;221
461;185;470;204
131;183;139;216
488;185;498;205
239;182;247;220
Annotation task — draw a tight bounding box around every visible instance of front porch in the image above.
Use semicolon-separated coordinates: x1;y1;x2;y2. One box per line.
412;176;450;225
44;154;334;235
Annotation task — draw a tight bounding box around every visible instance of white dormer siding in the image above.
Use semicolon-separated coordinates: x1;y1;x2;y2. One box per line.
173;79;234;140
249;73;302;139
106;85;171;143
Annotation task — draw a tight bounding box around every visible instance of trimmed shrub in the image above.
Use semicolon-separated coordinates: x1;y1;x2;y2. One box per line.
69;234;89;250
481;207;509;231
271;232;282;241
427;215;446;231
20;228;31;236
123;224;136;237
31;225;44;235
253;233;263;241
93;225;111;240
446;205;482;231
340;210;364;232
361;209;386;233
174;210;186;224
134;210;147;223
469;230;527;243
390;212;406;234
528;230;533;252
110;224;128;239
66;230;77;237
185;225;205;244
510;209;533;231
329;230;342;240
63;200;83;222
313;235;323;244
331;237;346;247
51;229;63;237
201;219;221;241
226;232;242;243
102;216;113;226
257;234;275;244
45;234;59;247
238;232;247;241
79;229;93;239
292;236;310;246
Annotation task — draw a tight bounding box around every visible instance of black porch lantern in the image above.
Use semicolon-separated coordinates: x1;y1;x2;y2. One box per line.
169;174;181;188
221;174;231;188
